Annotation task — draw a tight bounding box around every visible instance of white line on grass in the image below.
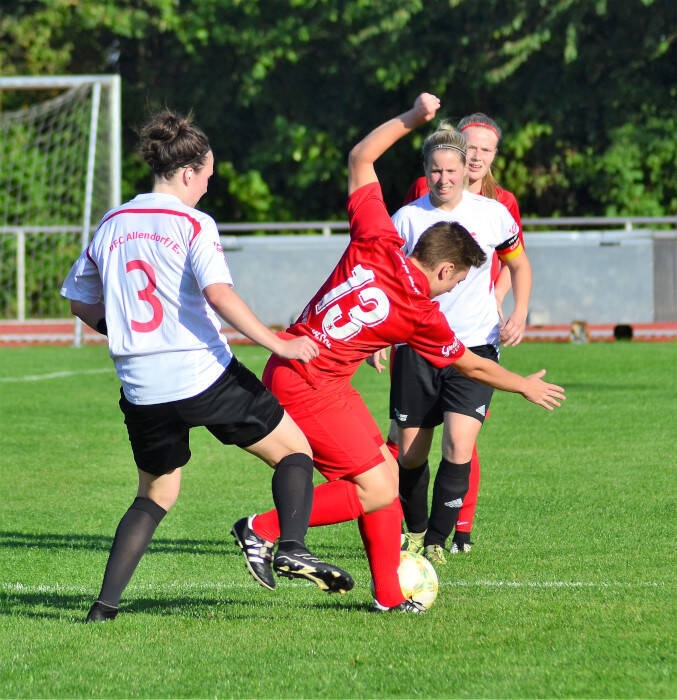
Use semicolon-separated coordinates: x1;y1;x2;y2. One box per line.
447;580;668;589
2;579;668;596
2;581;253;595
0;368;113;383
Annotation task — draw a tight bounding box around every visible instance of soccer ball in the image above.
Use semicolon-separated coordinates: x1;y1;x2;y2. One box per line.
398;550;439;610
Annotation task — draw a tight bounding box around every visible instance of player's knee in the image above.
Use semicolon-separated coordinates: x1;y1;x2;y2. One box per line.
363;483;398;512
370;489;398;512
441;443;475;464
384;480;399;504
399;446;429;470
354;467;398;512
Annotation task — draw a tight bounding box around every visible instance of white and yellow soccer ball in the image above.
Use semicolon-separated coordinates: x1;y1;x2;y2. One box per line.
398;550;439;610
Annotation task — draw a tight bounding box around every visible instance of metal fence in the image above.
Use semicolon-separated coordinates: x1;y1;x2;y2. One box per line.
2;217;676;325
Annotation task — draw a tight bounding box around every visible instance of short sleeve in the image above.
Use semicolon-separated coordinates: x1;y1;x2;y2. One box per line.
60;249;104;304
407;303;466;367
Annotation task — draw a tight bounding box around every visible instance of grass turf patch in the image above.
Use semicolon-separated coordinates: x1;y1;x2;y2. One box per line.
0;342;674;698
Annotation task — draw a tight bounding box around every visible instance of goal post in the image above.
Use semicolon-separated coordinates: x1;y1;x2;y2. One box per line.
0;75;121;345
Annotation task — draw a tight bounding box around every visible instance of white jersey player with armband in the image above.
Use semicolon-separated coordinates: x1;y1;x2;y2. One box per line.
61;108;353;624
394;189;522;347
389;123;533;565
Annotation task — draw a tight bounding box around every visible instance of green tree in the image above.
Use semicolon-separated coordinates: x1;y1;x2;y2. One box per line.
1;0;675;220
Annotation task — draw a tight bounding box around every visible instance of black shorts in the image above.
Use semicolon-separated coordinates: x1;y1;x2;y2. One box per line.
119;357;284;476
389;344;498;429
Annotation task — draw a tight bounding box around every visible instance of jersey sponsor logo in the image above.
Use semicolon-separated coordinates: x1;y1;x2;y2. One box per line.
476;404;486;417
395;250;422;295
108;230;181;254
444;498;464;508
310;328;332;349
441;338;462;357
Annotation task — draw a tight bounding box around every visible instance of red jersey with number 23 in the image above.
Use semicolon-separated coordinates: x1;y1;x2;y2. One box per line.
284;181;465;388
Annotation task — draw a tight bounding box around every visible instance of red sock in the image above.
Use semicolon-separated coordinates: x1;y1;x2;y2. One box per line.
358;499;405;608
253;479;365;542
308;479;364;526
385;436;399;461
252;509;280;543
456;443;480;534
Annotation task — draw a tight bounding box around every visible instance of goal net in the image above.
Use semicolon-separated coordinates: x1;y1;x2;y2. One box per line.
0;75;121;342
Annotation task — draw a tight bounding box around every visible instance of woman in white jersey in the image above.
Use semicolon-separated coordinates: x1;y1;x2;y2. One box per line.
61;109;353;622
389;122;532;564
387;114;527;556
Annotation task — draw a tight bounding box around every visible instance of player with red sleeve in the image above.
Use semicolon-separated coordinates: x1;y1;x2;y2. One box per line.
232;94;564;613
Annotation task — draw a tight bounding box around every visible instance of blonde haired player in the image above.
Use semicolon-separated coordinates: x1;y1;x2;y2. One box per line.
398;113;526;555
387;115;532;564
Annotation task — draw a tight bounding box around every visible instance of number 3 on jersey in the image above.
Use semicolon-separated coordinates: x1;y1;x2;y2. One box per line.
314;264;390;341
127;259;163;332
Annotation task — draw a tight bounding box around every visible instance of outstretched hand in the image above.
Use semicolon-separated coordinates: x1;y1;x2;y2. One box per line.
521;369;566;410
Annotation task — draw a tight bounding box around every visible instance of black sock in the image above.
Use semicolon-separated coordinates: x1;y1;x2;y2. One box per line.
425;460;470;547
399;461;430;533
272;453;314;552
98;497;167;607
453;530;472;546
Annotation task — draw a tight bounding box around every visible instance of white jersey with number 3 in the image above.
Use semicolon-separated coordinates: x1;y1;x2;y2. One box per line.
61;192;234;404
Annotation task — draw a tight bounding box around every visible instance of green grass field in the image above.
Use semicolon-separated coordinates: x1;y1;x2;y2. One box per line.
0;342;675;698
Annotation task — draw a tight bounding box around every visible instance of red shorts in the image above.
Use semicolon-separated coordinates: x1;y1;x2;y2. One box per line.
262;356;385;481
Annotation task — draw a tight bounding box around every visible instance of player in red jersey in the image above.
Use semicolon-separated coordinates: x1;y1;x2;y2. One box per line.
232;94;564;612
386;113;525;556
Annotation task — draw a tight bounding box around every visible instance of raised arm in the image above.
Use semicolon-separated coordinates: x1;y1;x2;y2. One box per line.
347;93;441;195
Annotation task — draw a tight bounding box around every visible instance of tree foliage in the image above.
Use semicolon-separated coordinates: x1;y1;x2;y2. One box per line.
1;0;675;220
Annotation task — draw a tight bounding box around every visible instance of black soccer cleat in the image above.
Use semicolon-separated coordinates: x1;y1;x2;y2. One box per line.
273;549;354;594
371;598;427;613
231;515;276;590
85;600;119;623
